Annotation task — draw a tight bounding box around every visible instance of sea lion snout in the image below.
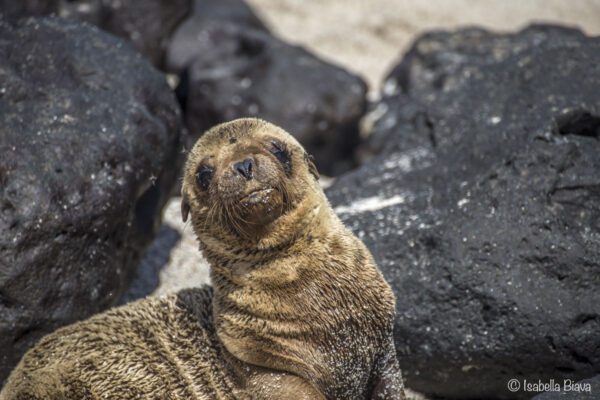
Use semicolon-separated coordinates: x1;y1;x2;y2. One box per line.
232;157;254;180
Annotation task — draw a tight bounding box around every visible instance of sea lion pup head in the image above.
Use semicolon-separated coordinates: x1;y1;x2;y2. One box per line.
181;118;321;251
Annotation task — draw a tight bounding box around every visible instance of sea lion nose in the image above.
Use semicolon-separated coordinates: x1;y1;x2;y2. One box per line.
233;157;254;180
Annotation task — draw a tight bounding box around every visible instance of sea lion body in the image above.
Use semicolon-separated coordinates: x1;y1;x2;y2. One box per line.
1;288;244;399
1;118;404;399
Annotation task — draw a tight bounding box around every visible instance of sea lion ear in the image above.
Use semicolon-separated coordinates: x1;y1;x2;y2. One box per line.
304;152;319;180
181;193;190;223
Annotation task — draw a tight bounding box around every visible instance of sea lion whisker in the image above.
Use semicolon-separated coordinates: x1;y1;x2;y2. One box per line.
223;202;249;238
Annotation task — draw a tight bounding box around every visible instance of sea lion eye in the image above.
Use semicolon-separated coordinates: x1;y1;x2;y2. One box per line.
269;139;290;167
195;164;214;191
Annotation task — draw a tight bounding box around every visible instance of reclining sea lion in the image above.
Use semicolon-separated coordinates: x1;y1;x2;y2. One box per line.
1;118;405;399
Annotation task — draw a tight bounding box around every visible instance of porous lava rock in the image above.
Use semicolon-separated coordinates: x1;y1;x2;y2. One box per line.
0;17;182;385
0;0;58;20
0;0;192;67
327;25;600;399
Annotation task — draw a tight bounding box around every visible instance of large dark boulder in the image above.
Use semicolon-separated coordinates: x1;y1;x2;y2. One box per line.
167;19;367;176
0;17;182;385
326;25;600;399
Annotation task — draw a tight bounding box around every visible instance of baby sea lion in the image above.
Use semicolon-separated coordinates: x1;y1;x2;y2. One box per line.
1;118;405;400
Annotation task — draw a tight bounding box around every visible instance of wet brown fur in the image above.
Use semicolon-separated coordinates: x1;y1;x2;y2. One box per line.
1;118;405;399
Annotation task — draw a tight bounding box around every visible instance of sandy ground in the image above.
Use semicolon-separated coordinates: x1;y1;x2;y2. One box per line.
150;198;211;295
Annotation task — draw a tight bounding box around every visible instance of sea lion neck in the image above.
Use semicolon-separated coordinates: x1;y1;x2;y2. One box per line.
198;191;327;269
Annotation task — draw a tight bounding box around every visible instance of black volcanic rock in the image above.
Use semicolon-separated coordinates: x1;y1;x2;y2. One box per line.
0;17;182;385
327;25;600;399
167;20;367;176
0;0;58;20
120;225;180;304
59;0;192;67
192;0;267;32
0;0;192;67
165;0;267;74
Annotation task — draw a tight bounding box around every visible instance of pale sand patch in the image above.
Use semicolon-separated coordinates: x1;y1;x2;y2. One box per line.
151;197;211;296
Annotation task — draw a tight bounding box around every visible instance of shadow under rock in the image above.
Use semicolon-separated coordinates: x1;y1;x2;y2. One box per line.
119;225;181;304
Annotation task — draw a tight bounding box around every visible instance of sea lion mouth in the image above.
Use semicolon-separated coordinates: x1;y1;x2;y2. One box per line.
236;187;283;226
241;187;276;206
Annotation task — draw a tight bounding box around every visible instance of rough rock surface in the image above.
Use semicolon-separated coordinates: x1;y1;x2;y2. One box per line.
167;19;367;175
119;225;181;304
0;0;192;67
88;0;191;67
0;0;58;20
191;0;267;32
326;25;600;399
166;0;267;74
58;0;192;67
0;17;182;385
532;375;599;399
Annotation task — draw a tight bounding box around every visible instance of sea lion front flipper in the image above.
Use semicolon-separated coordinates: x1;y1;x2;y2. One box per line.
246;370;326;400
370;339;406;400
370;360;406;400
